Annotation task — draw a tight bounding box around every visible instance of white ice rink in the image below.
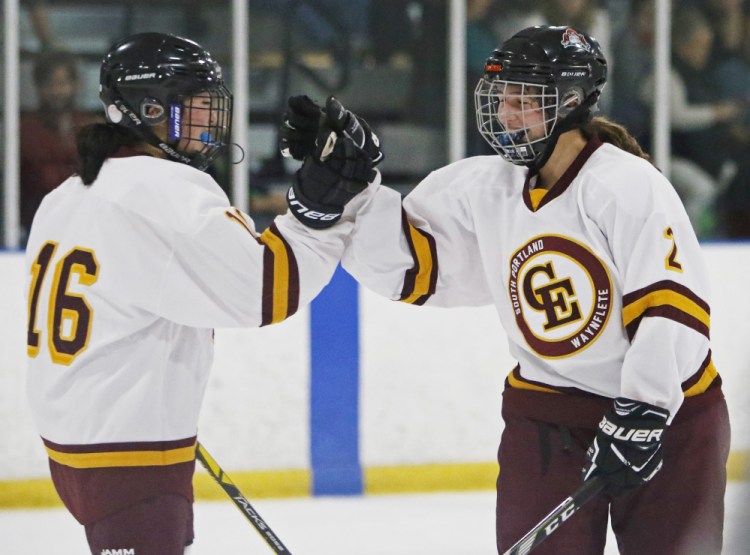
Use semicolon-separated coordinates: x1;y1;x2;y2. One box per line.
2;483;748;554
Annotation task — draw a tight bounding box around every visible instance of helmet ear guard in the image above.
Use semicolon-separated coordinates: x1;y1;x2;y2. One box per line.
140;98;167;124
559;86;587;114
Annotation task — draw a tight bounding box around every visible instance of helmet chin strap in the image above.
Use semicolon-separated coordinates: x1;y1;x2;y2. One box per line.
526;93;598;175
145;124;217;170
142;128;195;166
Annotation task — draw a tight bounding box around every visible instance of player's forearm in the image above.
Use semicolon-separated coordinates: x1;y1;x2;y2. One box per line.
342;186;419;300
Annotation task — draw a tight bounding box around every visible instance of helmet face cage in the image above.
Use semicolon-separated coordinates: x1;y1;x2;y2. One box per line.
168;85;233;170
474;78;559;164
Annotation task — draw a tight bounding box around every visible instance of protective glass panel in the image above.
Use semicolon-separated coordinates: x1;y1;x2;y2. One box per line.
245;0;450;228
16;0;233;243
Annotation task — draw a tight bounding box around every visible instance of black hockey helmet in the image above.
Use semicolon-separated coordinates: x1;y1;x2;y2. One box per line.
474;26;607;170
100;32;232;171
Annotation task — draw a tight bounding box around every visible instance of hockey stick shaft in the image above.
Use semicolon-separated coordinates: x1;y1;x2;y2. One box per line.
195;442;292;554
502;475;606;555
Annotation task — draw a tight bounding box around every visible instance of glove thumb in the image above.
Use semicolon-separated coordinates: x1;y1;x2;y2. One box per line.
324;95;349;133
325;95;370;152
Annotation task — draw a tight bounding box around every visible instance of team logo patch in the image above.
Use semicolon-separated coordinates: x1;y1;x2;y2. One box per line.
508;235;612;358
561;28;591;52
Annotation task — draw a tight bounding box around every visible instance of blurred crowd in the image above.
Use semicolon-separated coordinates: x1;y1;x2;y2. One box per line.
10;0;750;242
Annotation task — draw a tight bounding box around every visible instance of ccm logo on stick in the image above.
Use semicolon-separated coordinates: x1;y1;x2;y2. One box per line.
544;504;576;535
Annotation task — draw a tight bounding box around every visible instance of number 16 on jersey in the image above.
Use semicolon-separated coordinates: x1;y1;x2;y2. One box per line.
27;241;100;365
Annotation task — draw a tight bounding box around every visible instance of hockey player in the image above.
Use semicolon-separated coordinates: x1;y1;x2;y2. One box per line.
282;26;730;555
25;33;379;555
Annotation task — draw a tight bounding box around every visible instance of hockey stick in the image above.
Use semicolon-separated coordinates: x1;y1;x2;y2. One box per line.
502;475;606;555
195;442;293;554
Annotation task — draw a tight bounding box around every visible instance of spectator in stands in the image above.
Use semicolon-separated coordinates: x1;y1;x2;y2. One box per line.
612;1;730;237
20;50;99;239
466;0;500;155
609;0;654;147
26;0;54;50
660;8;750;237
706;0;749;60
706;0;750;125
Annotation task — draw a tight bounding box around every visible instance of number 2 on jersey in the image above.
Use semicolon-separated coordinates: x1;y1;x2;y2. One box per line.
664;227;683;273
27;241;100;365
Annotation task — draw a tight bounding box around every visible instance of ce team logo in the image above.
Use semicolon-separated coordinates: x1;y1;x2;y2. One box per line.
508;235;612;358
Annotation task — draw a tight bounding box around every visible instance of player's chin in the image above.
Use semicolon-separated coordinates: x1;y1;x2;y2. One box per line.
177;138;206;155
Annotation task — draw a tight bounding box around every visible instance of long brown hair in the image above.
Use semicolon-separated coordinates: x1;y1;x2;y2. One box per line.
75;123;142;185
582;116;651;161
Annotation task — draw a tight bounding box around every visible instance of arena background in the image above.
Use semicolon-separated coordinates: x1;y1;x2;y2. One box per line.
1;0;748;518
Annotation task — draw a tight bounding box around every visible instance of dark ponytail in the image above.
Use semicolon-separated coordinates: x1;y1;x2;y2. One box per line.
582;117;651;162
76;123;142;185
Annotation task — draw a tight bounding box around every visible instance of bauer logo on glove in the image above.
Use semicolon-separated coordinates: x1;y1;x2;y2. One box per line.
582;397;670;496
597;416;665;443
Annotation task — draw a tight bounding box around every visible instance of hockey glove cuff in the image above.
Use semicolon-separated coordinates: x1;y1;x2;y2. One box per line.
582;397;670;497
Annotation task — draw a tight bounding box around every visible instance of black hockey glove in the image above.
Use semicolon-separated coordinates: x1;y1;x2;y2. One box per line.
279;95;322;161
279;95;384;165
323;95;384;165
582;397;670;497
287;133;376;229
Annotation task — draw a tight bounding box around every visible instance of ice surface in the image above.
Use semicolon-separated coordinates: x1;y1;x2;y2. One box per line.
2;484;748;554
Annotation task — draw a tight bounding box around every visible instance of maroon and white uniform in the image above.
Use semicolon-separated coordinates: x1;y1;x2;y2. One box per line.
25;151;378;524
344;138;718;409
342;137;728;554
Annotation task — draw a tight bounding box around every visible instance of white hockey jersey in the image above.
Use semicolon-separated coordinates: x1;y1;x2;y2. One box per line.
343;138;717;420
26;153;376;469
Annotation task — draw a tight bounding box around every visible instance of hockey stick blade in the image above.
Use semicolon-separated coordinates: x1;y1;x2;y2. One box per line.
503;475;606;555
196;442;293;554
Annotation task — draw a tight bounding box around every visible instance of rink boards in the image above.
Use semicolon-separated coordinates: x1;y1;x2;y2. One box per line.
1;243;748;507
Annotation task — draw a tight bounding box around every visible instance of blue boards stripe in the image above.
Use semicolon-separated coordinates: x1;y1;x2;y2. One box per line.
309;265;362;495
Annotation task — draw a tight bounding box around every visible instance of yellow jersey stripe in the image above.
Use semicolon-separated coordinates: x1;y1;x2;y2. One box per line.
507;369;561;394
401;224;435;304
622;289;710;329
260;228;291;324
684;359;719;397
46;443;196;469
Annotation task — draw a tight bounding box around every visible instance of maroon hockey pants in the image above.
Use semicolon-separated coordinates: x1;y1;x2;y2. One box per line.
84;493;194;555
496;386;730;555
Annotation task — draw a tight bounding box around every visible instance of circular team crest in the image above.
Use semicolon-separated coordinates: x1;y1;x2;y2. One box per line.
508;235;612;358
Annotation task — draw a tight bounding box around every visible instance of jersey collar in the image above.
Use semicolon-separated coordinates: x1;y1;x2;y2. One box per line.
522;135;603;212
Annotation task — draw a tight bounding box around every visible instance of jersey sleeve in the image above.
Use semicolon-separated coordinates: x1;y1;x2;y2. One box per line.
583;162;714;419
152;183;376;328
342;168;493;308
